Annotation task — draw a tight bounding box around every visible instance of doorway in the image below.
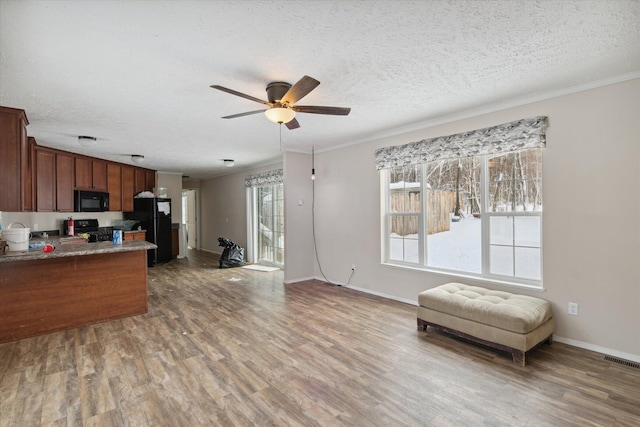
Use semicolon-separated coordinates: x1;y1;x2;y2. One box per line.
182;189;198;250
251;184;284;267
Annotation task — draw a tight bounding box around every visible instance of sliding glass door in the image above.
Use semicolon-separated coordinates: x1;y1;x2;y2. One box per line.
254;184;284;266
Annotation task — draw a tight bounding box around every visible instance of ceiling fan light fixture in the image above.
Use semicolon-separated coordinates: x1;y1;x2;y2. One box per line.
78;135;97;147
223;159;235;167
131;154;145;164
264;107;296;124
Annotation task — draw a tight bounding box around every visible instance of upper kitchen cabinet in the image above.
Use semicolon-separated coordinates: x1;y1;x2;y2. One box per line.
122;166;135;212
146;169;156;192
133;167;156;195
134;168;146;195
75;157;107;191
107;163;122;212
0;106;31;211
34;147;74;212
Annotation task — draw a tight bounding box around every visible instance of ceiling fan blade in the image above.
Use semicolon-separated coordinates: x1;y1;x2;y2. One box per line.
292;105;351;115
222;109;266;119
281;75;320;105
285;118;300;130
210;85;272;106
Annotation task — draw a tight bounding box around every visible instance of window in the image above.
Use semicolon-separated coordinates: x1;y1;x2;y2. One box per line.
382;148;543;287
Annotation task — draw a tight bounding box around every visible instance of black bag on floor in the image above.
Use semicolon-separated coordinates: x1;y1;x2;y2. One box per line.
218;237;246;268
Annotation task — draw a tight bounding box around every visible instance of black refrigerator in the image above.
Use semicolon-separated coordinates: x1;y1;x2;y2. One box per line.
124;198;172;267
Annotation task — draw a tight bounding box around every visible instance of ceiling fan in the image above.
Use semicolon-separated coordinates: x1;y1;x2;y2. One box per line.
210;75;350;130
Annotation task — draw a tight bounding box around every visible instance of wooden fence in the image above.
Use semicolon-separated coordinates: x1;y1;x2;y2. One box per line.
390;189;457;236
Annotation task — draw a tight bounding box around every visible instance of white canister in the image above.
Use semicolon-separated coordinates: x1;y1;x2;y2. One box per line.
1;222;31;252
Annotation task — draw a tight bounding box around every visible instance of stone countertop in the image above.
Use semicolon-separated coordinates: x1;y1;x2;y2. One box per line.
0;240;157;264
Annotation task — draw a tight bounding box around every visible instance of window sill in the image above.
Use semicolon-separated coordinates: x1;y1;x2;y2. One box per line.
381;262;545;293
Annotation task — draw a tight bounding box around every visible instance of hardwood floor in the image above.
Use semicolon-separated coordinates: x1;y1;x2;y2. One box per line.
1;250;639;426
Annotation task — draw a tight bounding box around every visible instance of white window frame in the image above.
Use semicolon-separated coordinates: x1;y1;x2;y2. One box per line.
382;151;543;290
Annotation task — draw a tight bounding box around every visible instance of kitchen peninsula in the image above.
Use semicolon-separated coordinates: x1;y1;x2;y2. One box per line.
0;239;156;343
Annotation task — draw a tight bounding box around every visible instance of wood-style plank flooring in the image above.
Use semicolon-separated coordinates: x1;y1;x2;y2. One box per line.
1;250;639;426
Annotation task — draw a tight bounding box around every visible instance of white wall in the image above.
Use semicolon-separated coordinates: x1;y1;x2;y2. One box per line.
287;78;640;360
199;162;283;254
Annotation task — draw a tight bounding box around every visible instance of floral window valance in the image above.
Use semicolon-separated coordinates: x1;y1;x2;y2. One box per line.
374;116;548;170
245;169;283;187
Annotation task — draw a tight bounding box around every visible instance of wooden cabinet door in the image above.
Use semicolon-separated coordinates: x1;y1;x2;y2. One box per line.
35;148;56;212
134;168;146;195
21;136;34;212
75;157;107;191
122;166;135;212
145;169;156;192
124;231;146;241
75;157;92;189
56;153;74;212
0;107;28;211
108;163;122;211
92;159;107;191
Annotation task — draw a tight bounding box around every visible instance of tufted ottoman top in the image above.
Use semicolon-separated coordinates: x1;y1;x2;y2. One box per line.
418;283;552;334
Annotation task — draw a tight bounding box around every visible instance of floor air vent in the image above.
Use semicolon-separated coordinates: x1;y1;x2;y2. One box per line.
604;355;640;369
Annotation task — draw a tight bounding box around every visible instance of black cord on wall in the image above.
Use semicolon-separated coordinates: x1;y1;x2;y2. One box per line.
310;149;354;287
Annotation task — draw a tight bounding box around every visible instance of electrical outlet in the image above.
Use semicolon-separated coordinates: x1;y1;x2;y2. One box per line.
351;264;355;271
568;302;579;316
33;223;39;231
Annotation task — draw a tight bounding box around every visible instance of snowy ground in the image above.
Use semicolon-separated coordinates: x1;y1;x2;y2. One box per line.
390;216;540;280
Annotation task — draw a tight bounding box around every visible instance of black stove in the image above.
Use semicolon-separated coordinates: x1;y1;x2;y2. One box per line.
63;219;113;242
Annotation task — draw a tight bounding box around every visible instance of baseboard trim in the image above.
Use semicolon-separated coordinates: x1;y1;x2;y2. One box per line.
553;336;640;364
283;276;316;284
342;283;417;306
309;276;417;306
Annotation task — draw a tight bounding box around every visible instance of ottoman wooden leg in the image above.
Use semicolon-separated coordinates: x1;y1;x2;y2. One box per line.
512;350;526;366
417;318;429;331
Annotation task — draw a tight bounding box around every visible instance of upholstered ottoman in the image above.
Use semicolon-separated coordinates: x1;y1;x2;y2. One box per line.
417;283;554;365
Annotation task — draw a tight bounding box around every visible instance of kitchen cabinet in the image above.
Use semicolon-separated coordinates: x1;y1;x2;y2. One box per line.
35;148;55;212
56;152;75;212
107;163;122;211
23;137;36;212
75;157;107;191
172;226;179;258
124;230;146;241
0;106;30;212
34;147;74;212
146;169;156;192
133;167;156;195
134;168;146;195
0;243;151;343
122;166;135;212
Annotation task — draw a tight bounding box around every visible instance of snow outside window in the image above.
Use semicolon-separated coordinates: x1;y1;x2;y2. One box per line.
382;148;543;288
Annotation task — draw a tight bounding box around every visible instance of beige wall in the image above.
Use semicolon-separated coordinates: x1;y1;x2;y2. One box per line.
156;171;182;221
287;78;640;360
199;162;283;254
283;151;315;282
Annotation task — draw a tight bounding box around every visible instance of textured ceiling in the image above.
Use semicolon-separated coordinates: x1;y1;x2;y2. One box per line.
1;0;639;179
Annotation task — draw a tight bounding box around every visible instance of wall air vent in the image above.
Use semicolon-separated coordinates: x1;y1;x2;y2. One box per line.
604;355;640;369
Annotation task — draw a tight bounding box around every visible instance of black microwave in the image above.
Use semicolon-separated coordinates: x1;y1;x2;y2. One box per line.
74;190;109;212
